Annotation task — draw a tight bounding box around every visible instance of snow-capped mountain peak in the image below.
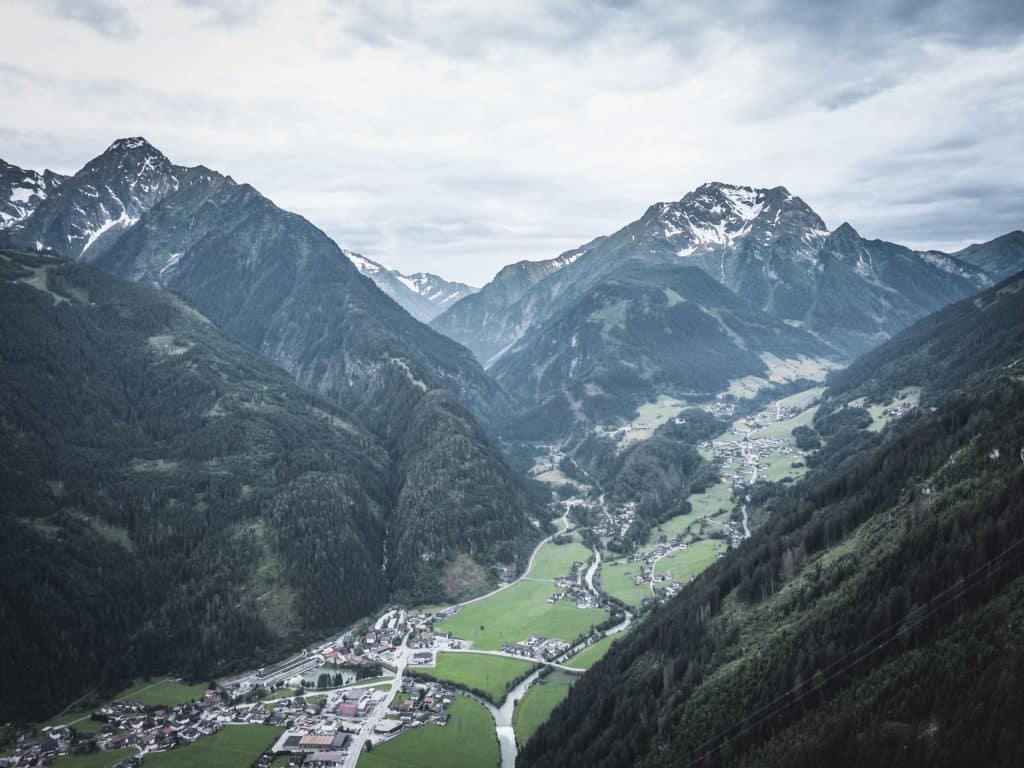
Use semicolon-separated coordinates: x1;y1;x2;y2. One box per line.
4;137;185;260
647;181;828;260
0;160;69;229
345;251;477;322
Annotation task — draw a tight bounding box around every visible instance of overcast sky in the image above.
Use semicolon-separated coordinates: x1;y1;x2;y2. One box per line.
2;0;1022;284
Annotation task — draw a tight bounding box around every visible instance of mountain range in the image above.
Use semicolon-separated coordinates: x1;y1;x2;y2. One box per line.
3;136;1023;757
434;183;1021;438
345;250;477;322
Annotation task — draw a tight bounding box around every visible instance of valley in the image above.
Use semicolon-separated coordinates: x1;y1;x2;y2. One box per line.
13;372;830;768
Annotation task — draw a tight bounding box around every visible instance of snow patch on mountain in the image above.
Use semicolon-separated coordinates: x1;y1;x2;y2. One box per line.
344;250;477;322
919;250;991;286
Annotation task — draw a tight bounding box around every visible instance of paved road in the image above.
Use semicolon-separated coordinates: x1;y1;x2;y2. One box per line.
451;511;570;611
343;632;411;768
440;647;585;674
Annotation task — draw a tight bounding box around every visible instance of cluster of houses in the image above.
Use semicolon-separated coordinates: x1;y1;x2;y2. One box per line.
548;575;599;609
0;688;253;768
387;680;454;727
696;398;737;420
881;399;915;421
503;636;572;661
591;501;637;540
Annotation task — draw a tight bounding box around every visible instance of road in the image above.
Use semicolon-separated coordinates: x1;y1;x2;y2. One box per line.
343;632;412;768
442;647;585;674
451;511;570;611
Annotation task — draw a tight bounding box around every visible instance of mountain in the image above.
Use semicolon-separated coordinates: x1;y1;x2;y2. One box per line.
0;248;538;722
953;230;1024;281
433;182;999;368
345;250;477;322
4;138;186;259
491;262;836;435
3;138;508;420
520;272;1024;768
431;239;604;365
0;159;67;229
0;141;541;619
0;248;391;719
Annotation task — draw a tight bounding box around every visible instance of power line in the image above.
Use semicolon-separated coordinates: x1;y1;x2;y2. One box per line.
681;535;1024;768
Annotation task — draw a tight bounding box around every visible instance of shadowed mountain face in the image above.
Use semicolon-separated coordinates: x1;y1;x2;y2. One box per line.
0;248;392;719
490;263;835;432
3;138;509;423
433;182;1005;370
520;269;1024;768
0;246;538;721
346;250;477;322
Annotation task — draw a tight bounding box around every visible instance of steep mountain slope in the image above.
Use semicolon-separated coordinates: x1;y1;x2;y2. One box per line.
0;159;67;229
346;250;477;322
433;182;999;367
0;248;392;720
431;239;604;364
491;263;835;432
0;248;537;722
520;274;1024;768
0;141;542;664
953;230;1024;281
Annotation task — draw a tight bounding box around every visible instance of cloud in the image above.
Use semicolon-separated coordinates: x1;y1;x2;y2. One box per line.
175;0;270;27
1;0;1022;283
37;0;139;39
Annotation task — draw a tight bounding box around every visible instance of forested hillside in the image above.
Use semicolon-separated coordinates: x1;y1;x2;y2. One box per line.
0;139;543;642
521;274;1024;768
0;249;534;723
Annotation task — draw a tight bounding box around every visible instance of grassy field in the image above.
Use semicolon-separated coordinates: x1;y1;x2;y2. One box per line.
358;696;497;768
411;652;536;702
686;479;735;519
620;395;688;447
528;540;591;581
759;449;807;482
512;671;576;746
435;578;607;650
51;748;137;768
652;538;725;587
565;634;617;669
144;725;282;768
866;387;921;432
117;678;211;707
598;559;652;609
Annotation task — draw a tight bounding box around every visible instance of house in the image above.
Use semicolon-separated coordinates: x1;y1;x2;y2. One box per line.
304;751;347;766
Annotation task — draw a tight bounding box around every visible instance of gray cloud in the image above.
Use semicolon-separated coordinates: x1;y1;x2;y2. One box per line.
37;0;139;39
175;0;270;26
2;0;1022;283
